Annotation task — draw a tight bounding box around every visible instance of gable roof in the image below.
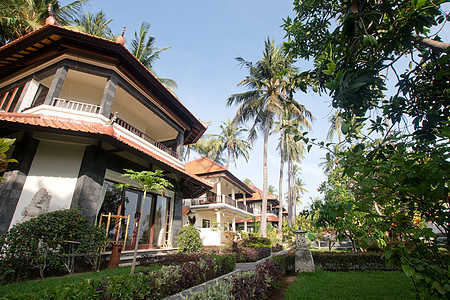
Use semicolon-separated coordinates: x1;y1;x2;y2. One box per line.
185;157;254;196
185;156;227;174
0;25;206;144
245;184;278;202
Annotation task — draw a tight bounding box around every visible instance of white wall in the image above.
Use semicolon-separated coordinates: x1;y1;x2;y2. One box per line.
9;140;85;228
199;228;222;246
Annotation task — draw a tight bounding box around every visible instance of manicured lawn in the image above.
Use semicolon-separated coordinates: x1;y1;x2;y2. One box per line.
0;265;160;298
284;269;414;300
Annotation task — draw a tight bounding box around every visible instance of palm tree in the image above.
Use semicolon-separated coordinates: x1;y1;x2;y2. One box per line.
227;38;311;237
268;185;277;198
0;0;87;46
74;11;113;39
130;22;177;91
319;143;342;174
190;136;225;165
326;111;343;142
275;107;313;235
212;119;251;169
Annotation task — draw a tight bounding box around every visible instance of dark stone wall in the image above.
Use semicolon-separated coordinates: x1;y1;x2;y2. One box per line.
171;182;184;247
0;135;39;235
70;145;107;224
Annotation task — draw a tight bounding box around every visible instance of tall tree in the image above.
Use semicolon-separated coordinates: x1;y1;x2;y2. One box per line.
0;0;87;45
212;119;251;169
74;10;113;39
227;38;312;237
189;136;225;165
130;22;177;91
284;1;449;297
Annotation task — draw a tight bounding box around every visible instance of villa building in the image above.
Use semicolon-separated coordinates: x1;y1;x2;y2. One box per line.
183;157;254;245
236;184;287;232
0;25;213;250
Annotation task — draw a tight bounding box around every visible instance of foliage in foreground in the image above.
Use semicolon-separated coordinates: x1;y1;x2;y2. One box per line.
0;254;235;299
186;258;282;300
0;209;105;282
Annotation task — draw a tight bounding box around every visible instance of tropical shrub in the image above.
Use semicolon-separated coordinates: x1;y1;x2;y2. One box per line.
0;209;105;282
243;236;271;248
177;224;203;253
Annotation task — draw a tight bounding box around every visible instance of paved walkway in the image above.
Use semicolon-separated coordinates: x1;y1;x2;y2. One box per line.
164;248;293;299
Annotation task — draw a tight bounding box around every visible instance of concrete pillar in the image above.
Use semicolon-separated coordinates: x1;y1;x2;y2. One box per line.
232;215;236;232
217;180;222;202
99;75;118;118
244;219;248;232
215;209;222;243
231;187;235;200
44;65;68;105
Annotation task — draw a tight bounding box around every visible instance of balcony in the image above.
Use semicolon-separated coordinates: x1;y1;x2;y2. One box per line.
30;98;179;160
22;98;182;167
185;195;253;214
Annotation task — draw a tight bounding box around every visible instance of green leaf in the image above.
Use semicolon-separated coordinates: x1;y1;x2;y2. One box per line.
402;264;415;277
384;250;392;259
433;281;445;295
341;123;350;134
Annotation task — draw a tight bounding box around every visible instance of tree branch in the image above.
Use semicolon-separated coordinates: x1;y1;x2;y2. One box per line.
413;34;450;53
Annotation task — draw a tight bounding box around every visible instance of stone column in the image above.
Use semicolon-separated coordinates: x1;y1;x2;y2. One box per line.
99;75;118;118
44;65;68;105
293;229;315;272
176;131;184;159
244;219;248;233
232;215;236;231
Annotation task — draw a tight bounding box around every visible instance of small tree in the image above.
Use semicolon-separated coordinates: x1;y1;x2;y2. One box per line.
119;169;173;274
177;224;203;253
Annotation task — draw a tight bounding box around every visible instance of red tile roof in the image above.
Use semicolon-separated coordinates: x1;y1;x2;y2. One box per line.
185;156;227;174
245;184;278;201
0;112;212;190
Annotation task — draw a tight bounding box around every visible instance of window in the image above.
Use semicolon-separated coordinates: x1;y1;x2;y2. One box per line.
0;84;25;112
202;219;210;228
31;84;49;107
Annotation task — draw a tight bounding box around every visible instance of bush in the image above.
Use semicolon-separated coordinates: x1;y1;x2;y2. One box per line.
0;209;105;282
139;252;204;266
271;244;283;252
3;255;236;299
243;236;271;248
177;225;203;253
312;252;398;271
271;251;295;275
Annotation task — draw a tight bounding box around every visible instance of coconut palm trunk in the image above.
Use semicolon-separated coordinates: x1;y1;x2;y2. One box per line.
260;114;270;238
278;128;285;238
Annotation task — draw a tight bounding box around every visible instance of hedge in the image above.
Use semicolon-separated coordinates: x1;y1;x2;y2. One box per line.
1;254;236;299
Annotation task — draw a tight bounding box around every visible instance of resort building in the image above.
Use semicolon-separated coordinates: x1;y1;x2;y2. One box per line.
236;184;287;232
0;25;213;250
183;157;254;245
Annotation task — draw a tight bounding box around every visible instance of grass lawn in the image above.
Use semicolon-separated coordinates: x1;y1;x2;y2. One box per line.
284;269;414;300
0;265;160;298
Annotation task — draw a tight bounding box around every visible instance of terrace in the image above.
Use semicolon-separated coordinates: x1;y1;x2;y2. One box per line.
184;195;253;214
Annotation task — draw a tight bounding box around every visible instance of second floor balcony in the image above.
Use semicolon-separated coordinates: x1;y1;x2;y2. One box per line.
23;97;182;168
184;195;253;214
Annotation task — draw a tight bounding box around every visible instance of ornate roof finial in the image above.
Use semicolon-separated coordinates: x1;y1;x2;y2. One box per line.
115;26;126;45
45;4;62;26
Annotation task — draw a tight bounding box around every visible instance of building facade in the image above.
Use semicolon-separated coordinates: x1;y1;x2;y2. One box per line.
0;25;212;249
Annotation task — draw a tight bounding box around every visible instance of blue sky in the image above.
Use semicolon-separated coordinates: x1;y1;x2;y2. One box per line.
67;1;355;209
